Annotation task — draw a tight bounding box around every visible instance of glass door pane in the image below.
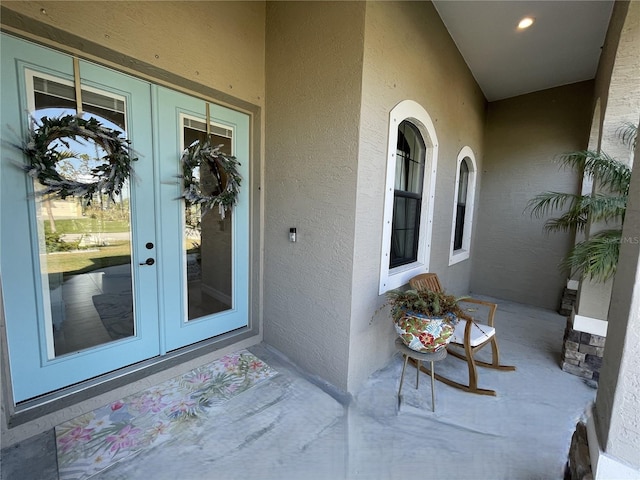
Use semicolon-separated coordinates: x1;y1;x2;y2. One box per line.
38;186;134;356
28;72;135;357
182;118;233;321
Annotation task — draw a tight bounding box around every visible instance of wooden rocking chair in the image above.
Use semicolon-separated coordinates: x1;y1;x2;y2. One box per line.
409;273;515;396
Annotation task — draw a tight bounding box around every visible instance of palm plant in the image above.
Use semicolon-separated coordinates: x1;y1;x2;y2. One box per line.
526;123;637;282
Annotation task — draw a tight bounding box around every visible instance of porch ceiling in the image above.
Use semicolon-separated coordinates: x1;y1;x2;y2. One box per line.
433;1;614;101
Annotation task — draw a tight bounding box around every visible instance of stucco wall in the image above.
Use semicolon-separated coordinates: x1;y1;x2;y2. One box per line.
575;1;639;323
349;1;486;391
593;0;637;160
263;2;366;392
594;118;640;470
591;2;640;470
471;82;594;309
1;1;266;107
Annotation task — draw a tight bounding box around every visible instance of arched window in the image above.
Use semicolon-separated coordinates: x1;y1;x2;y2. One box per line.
391;121;426;267
453;159;469;250
449;147;477;265
380;100;438;294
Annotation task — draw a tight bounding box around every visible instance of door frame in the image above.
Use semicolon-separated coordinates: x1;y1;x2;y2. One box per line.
0;32;262;424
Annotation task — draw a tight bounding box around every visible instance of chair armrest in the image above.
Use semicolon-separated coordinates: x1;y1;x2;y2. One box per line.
458;298;497;327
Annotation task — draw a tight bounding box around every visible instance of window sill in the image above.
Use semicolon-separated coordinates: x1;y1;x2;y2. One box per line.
379;261;427;294
448;249;470;266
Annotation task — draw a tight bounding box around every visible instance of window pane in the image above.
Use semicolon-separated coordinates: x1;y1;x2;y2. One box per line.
183;121;233;321
454;204;466;251
395;122;425;194
34;92;76;112
82;100;125;130
390;195;420;267
457;159;469;205
454;159;470;251
33;77;75;103
390;120;426;268
31;75;135;357
82;89;125;115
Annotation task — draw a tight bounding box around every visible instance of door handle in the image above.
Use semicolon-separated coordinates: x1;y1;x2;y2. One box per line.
139;258;155;266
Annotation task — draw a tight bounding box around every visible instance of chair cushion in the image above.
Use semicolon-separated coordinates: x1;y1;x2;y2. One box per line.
451;319;495;347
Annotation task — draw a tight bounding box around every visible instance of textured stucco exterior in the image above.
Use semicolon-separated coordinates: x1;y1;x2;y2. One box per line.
597;1;639;162
591;1;630;147
1;1;266;108
350;1;486;391
263;2;365;392
471;82;593;309
594;127;640;470
575;0;639;322
590;1;640;472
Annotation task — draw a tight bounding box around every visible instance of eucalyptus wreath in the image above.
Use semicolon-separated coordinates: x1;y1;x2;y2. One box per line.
21;114;136;201
180;139;242;219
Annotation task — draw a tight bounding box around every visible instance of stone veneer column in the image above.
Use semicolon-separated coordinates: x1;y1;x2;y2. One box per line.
561;321;605;382
588;119;640;478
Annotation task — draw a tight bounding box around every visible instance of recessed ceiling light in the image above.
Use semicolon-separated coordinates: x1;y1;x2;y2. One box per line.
518;17;535;30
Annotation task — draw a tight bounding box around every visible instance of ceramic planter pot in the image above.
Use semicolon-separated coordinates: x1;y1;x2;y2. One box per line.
394;312;458;353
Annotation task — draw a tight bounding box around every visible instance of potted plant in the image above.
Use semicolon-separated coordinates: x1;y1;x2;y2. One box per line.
386;288;465;353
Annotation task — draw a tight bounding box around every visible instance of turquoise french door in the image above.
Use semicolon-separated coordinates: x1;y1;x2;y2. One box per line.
1;34;250;403
155;88;250;352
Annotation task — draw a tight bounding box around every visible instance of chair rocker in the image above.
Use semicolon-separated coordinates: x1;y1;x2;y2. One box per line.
408;273;515;396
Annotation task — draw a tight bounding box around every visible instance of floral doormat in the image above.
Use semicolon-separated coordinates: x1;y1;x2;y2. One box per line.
55;350;277;480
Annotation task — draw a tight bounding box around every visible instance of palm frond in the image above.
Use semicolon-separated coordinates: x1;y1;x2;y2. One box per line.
560;229;621;282
617;122;638;150
526;192;582;218
583;194;627;223
544;212;587;233
556;150;630;194
526;191;589;233
537;193;626;233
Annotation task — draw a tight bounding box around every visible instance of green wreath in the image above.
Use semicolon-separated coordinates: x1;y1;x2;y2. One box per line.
180;139;242;219
21;114;136;201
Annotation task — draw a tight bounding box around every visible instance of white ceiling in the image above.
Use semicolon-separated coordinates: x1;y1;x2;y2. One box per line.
433;1;614;101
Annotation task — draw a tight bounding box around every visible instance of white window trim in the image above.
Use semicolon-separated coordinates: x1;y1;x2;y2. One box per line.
379;100;438;294
448;146;477;266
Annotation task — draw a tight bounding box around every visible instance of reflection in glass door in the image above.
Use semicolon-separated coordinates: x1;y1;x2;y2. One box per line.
28;71;135;357
182;117;233;321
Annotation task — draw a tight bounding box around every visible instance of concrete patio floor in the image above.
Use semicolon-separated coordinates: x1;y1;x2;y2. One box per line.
1;297;596;480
